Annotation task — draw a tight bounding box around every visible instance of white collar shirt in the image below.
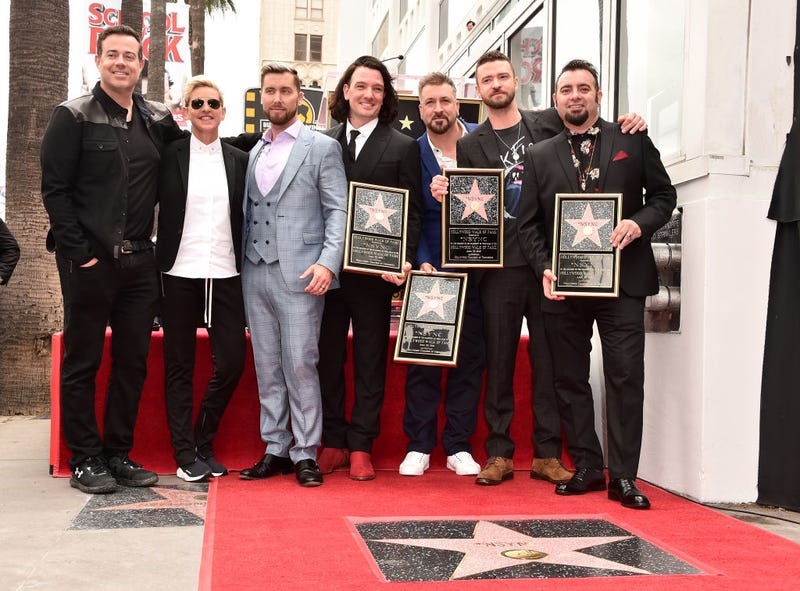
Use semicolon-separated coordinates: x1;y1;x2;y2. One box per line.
168;135;238;278
346;117;379;160
427;120;469;171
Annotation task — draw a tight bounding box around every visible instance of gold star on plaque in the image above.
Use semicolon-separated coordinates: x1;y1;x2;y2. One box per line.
399;115;414;130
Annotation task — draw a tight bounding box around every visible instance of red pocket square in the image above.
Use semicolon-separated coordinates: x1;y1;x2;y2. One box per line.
612;150;629;162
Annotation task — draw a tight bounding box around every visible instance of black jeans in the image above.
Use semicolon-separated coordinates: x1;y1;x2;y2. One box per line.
56;251;158;469
160;274;246;467
478;266;562;459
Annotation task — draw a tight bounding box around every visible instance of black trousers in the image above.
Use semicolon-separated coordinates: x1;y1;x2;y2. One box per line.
160;274;246;467
543;294;646;479
56;251;158;469
479;265;562;459
318;272;395;453
403;283;485;456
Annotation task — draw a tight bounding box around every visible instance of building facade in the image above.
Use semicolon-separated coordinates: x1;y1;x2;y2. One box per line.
343;0;796;504
260;0;340;88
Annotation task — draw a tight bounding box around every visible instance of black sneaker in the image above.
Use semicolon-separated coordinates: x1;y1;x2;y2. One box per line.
106;454;159;487
199;454;228;477
177;459;212;482
70;457;117;494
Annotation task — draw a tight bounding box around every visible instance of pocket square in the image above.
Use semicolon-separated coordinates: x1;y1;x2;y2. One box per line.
612;150;629;162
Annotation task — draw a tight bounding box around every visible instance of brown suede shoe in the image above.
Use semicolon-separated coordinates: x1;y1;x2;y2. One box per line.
530;457;574;484
475;456;513;485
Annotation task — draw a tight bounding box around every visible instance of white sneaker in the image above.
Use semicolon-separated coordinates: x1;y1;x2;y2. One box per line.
399;451;430;476
446;451;481;476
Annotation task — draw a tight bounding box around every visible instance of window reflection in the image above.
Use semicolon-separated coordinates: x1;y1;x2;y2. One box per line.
509;9;545;110
618;0;685;158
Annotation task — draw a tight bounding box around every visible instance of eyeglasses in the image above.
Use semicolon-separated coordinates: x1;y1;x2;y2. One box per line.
190;98;222;110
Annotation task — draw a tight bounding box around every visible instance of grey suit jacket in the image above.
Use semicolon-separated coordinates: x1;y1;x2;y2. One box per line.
244;125;348;292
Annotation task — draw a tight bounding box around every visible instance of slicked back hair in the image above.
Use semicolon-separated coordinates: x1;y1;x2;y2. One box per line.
418;71;457;97
260;62;302;92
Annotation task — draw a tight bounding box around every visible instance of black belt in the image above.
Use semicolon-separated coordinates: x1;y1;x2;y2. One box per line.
115;239;154;257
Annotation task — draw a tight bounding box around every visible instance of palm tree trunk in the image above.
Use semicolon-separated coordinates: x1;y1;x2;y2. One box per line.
188;0;205;76
121;0;144;94
0;1;69;413
147;0;167;101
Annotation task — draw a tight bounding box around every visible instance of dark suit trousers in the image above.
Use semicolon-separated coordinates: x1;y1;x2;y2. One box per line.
318;272;395;452
479;265;562;459
403;283;485;455
160;274;246;467
543;294;646;479
56;251;158;469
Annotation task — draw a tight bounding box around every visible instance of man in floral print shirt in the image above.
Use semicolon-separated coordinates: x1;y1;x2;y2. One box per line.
517;59;676;509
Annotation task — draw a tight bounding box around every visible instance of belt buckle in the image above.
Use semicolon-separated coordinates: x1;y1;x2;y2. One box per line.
120;240;133;255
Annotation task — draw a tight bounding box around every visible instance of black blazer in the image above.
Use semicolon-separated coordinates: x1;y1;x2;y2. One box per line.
517;118;677;309
325;122;423;265
456;108;563;170
155;136;249;273
456;108;564;267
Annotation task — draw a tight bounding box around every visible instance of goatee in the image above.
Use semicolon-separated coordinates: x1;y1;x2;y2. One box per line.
565;110;589;127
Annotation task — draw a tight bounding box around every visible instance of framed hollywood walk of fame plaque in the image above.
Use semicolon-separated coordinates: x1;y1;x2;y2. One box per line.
343;182;409;275
393;271;468;367
551;193;622;297
442;168;504;268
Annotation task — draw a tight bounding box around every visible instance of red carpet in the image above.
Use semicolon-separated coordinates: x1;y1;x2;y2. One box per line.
199;471;800;590
50;330;550;476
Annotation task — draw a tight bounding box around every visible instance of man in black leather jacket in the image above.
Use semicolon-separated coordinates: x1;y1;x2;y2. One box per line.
41;25;184;494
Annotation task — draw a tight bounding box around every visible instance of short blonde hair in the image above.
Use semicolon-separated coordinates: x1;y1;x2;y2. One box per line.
182;75;224;108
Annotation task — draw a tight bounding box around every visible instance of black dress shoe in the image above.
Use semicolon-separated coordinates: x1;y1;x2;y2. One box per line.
239;454;293;480
295;459;323;487
555;467;606;495
608;478;650;509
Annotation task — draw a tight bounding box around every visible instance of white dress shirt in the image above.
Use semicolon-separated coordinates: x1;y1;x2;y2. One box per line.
346;117;379;160
168;135;238;279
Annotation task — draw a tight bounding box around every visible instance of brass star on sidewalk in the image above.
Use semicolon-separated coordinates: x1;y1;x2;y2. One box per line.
92;486;208;519
374;520;649;580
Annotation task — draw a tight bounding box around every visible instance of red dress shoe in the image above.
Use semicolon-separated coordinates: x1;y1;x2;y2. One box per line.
317;447;349;474
349;451;375;481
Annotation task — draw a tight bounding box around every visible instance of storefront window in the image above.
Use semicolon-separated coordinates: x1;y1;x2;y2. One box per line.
553;0;602;87
509;9;546;110
618;0;685;158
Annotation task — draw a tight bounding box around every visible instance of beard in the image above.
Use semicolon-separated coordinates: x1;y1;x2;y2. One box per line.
564;109;589;127
482;90;515;110
427;115;455;135
267;106;297;126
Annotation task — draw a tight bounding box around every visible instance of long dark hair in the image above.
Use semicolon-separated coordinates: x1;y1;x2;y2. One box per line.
329;55;398;124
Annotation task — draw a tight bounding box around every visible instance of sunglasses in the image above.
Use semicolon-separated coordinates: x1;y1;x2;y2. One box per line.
190;98;222;110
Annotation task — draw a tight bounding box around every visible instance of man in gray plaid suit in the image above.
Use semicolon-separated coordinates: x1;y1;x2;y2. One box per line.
238;63;347;487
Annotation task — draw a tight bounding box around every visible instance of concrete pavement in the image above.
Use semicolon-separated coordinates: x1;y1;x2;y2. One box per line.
1;416;204;591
